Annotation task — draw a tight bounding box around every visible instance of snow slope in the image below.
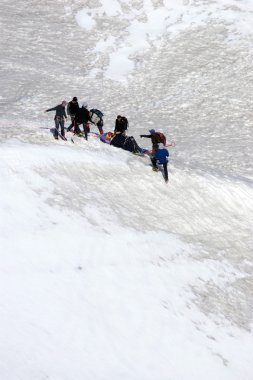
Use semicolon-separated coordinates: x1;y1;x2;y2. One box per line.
0;0;253;379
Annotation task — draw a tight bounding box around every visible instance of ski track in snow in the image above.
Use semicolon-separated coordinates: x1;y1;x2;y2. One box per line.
0;0;253;379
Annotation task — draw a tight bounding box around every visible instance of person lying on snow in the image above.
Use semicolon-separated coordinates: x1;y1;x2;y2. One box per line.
110;132;145;154
99;129;141;153
151;143;169;182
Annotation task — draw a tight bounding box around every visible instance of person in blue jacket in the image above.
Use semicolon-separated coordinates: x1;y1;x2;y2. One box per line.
151;143;169;182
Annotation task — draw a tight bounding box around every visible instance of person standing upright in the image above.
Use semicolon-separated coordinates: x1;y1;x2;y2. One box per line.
67;97;79;132
151;143;169;182
75;101;91;140
45;101;67;139
140;129;166;150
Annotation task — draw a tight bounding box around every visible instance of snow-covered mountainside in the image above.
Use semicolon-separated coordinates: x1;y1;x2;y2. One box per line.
0;1;253;379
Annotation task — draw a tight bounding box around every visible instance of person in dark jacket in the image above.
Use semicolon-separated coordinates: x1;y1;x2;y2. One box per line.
114;115;128;135
89;109;104;135
110;133;142;154
75;101;91;140
67;97;79;132
45;101;67;139
151;143;169;182
140;129;163;149
110;133;126;149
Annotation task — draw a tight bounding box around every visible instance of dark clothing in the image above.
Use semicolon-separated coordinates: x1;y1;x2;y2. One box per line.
75;107;91;140
67;115;76;132
140;133;162;148
163;162;169;182
54;117;65;138
110;134;141;153
90;109;104;134
67;100;79;116
96;121;104;134
124;136;141;153
46;104;67;119
114;118;121;133
110;133;126;148
151;147;169;182
67;101;79;131
114;116;128;134
46;104;67;138
76;107;90;125
151;159;168;182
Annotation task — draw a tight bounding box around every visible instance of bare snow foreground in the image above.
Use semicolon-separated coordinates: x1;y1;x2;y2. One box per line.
0;131;252;379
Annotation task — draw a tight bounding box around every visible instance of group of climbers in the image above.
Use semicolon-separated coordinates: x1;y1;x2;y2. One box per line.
45;97;103;140
45;98;170;182
98;126;170;182
67;98;91;140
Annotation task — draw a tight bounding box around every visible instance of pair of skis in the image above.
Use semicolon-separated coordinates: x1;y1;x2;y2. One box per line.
55;129;86;143
55;131;67;141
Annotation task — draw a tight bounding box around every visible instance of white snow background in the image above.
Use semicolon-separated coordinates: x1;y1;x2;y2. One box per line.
0;0;253;379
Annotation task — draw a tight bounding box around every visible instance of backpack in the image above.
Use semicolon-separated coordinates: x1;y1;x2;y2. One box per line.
156;132;166;146
115;116;128;133
111;134;139;153
123;136;139;153
90;109;104;126
119;116;128;130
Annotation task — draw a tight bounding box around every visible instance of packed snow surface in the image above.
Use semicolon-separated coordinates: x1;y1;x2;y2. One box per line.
0;0;253;379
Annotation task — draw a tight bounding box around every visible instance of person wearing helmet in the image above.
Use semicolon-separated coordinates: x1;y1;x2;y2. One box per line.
67;96;79;132
45;101;67;139
74;101;91;140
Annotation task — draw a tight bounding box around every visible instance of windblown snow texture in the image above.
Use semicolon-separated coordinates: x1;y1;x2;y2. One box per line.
0;1;253;379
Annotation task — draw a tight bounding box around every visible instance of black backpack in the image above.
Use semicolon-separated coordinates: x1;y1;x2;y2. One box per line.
119;116;128;130
123;136;139;153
